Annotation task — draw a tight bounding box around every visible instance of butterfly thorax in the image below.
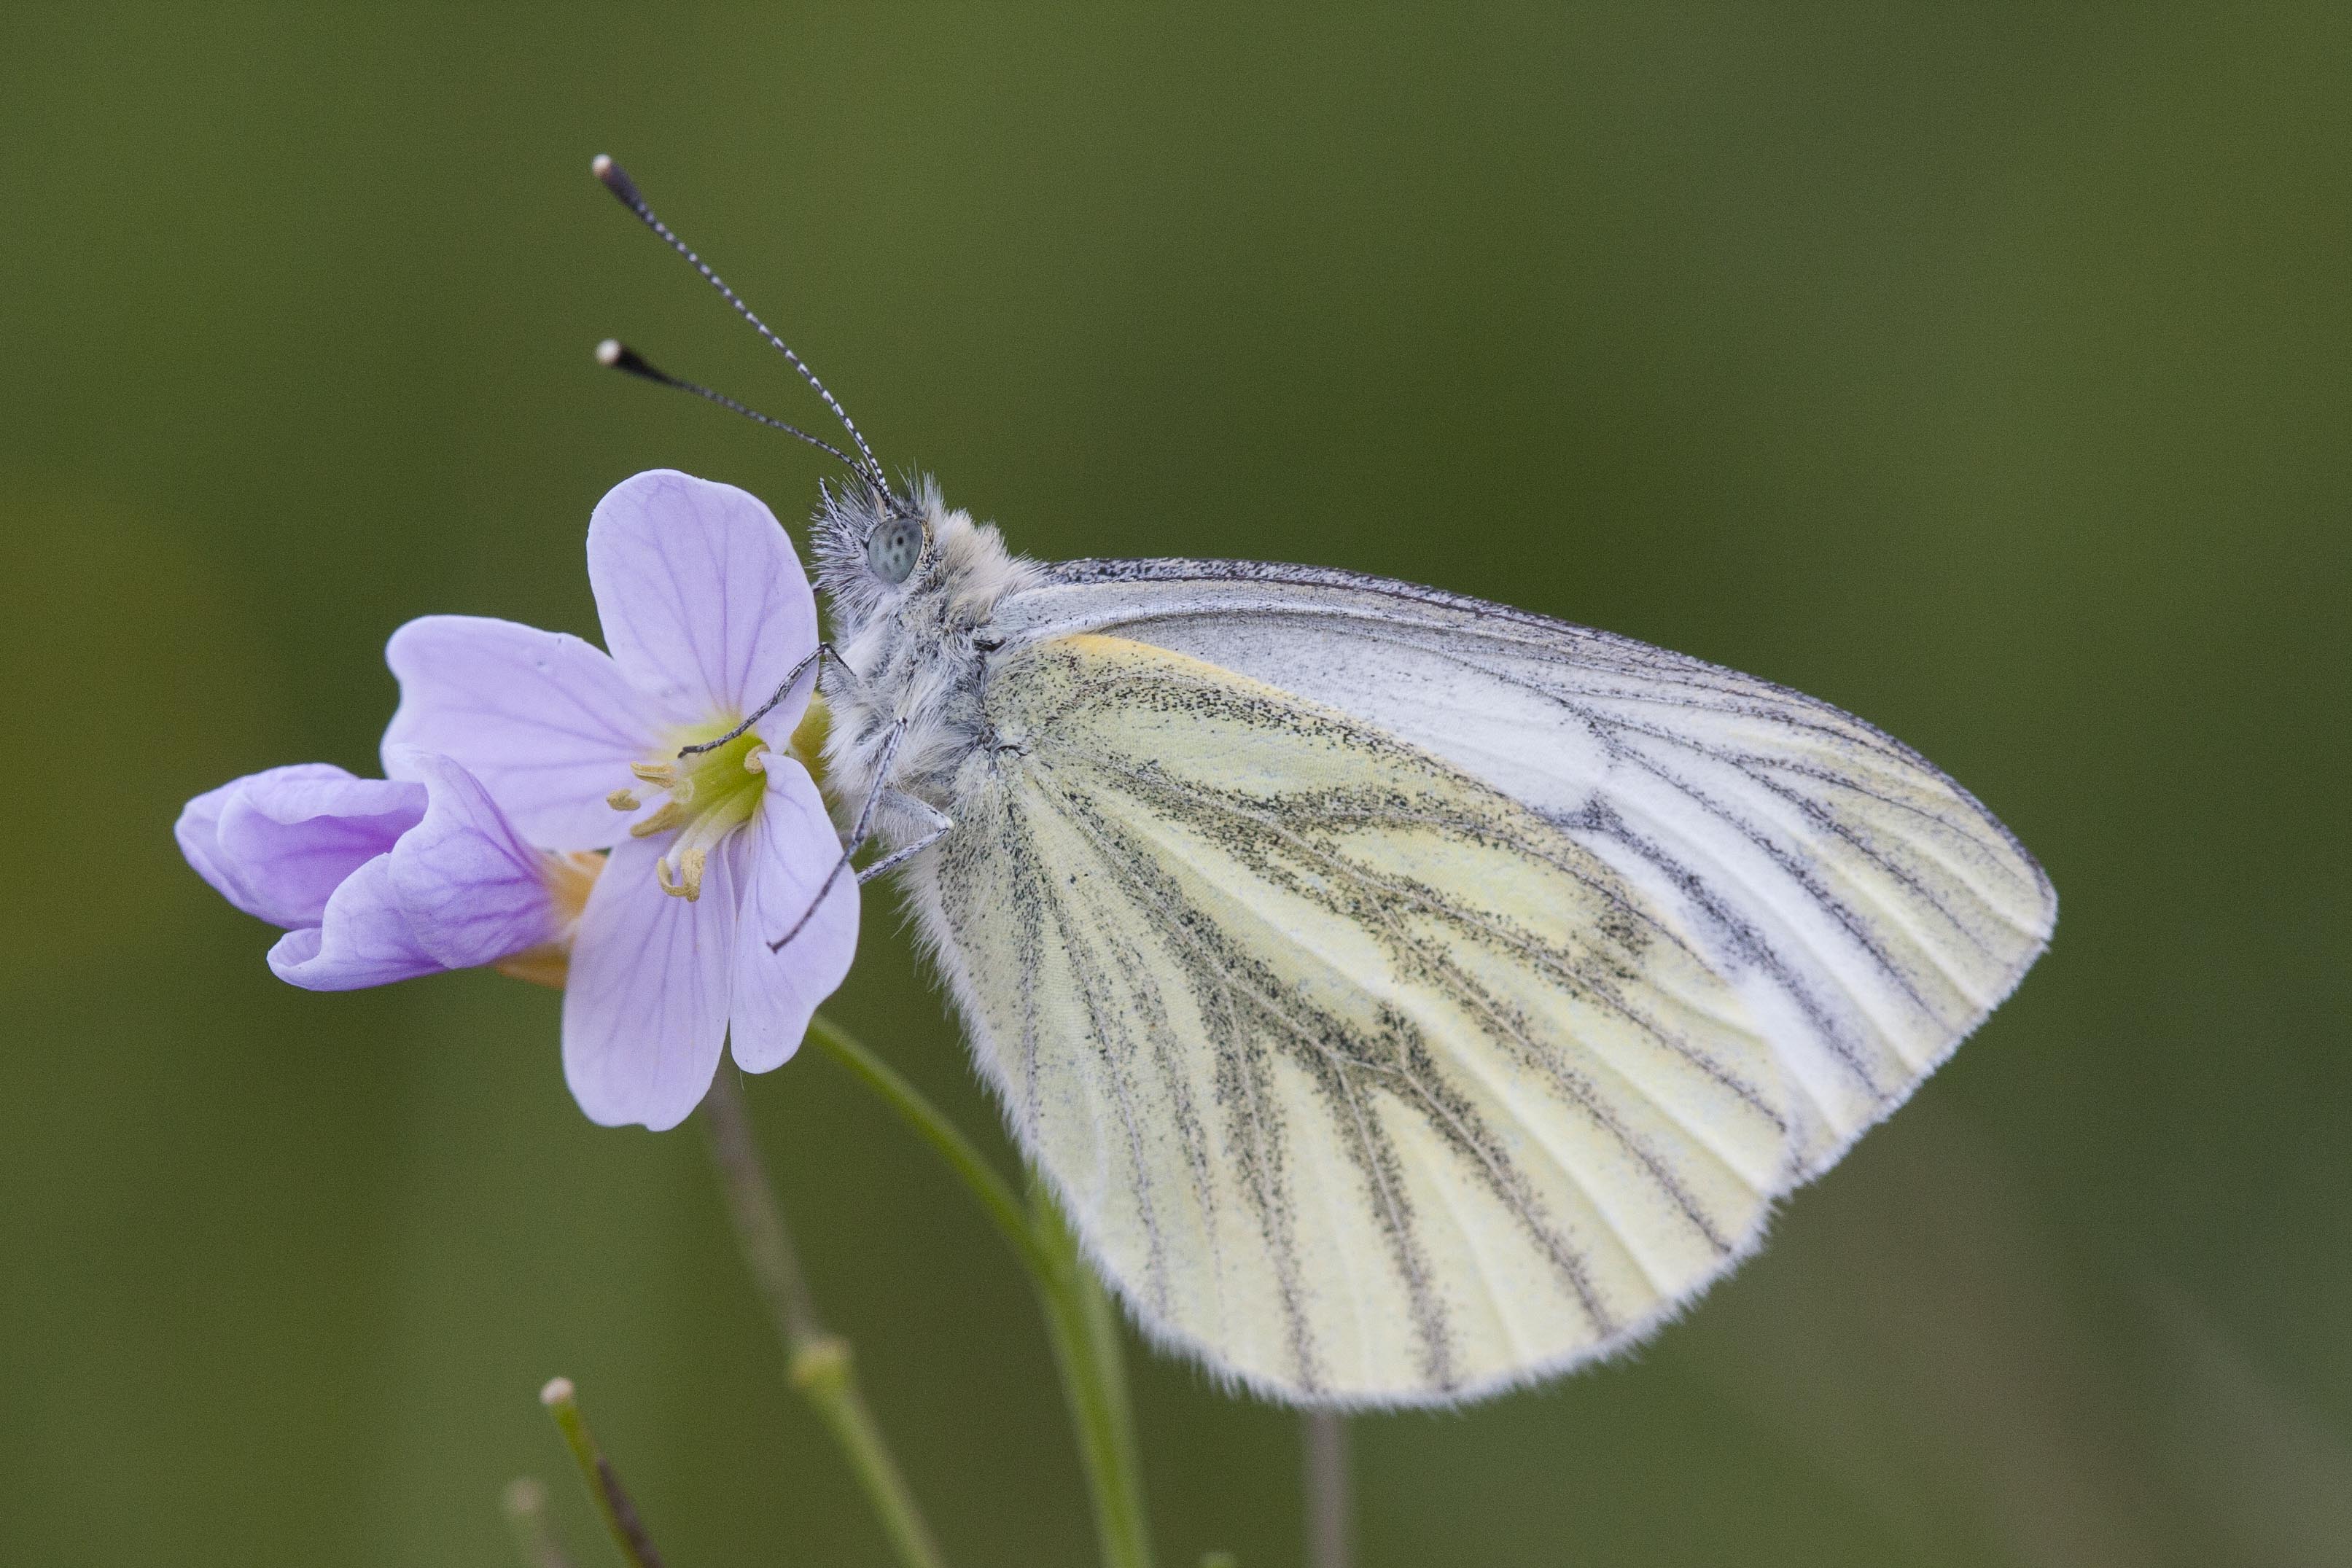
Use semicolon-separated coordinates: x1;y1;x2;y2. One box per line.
810;475;1040;841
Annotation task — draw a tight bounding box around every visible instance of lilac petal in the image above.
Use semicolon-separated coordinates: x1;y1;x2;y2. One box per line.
204;765;429;929
730;758;860;1072
266;854;444;990
177;763;359;921
385;749;562;970
586;470;819;731
561;834;737;1130
382;615;663;851
219;772;427;915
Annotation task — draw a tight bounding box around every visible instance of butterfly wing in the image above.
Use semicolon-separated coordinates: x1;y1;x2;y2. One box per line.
909;632;1797;1407
985;562;2055;1181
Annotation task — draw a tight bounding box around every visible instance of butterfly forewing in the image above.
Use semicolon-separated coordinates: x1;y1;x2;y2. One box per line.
986;563;2057;1182
912;633;1795;1405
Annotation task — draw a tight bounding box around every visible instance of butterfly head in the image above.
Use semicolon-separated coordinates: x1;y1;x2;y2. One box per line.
809;472;1035;640
809;474;936;627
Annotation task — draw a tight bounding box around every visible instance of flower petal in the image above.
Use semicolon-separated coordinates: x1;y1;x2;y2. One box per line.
560;833;736;1130
382;615;663;850
194;765;428;929
177;763;359;921
729;758;860;1072
586;470;819;728
385;749;564;970
265;854;444;990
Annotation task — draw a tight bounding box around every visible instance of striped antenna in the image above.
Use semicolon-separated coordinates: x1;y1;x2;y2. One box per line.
592;155;884;489
595;340;860;470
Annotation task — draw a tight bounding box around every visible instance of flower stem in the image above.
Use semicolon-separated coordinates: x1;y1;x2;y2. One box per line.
1030;1175;1156;1568
538;1377;666;1568
1302;1412;1351;1568
700;1069;949;1568
803;1015;1041;1273
804;1014;1155;1568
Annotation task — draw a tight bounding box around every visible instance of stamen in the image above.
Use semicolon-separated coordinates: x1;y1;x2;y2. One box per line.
629;799;690;838
655;846;709;902
621;722;767;902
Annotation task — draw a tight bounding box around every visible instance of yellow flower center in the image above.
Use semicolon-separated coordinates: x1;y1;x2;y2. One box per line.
607;718;772;902
494;850;607;988
787;695;831;798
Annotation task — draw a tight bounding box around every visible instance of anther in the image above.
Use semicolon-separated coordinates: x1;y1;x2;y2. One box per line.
744;746;768;773
655;847;708;902
630;800;689;838
607;788;641;811
630;760;677;787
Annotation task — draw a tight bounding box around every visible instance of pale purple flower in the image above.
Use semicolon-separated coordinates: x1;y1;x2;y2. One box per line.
381;469;857;1131
175;751;597;990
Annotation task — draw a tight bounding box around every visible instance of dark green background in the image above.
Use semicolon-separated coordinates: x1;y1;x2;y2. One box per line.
7;7;2348;1564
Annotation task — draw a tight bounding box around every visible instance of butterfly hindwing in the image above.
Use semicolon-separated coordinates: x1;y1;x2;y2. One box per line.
908;632;1794;1406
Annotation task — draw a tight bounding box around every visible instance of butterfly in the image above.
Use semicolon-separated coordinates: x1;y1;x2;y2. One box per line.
594;157;2056;1410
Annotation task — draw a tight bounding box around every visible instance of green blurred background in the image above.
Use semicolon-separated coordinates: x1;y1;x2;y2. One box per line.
6;6;2348;1564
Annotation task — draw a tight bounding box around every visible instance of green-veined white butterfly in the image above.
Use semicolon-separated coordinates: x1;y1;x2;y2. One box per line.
594;157;2055;1410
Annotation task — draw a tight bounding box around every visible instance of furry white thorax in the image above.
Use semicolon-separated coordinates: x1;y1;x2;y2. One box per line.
810;475;1040;846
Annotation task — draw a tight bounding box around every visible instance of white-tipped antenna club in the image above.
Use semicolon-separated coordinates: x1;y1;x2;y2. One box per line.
589;154;639;208
593;338;860;469
591;154;885;491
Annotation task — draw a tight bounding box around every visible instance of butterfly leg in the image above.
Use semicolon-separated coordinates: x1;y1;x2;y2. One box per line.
679;642;857;758
768;718;906;951
854;792;954;883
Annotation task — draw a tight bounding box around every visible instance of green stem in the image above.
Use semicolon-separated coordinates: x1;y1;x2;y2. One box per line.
701;1070;949;1568
804;1015;1041;1273
805;1014;1154;1568
1031;1177;1156;1568
538;1378;666;1568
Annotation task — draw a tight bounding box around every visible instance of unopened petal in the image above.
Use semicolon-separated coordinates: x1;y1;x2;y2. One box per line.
386;749;563;970
265;854;444;991
728;758;860;1073
560;834;737;1130
383;615;663;850
203;765;427;929
176;764;358;920
585;470;819;730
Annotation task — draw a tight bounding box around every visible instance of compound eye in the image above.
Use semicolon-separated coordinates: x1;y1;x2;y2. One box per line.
865;516;924;584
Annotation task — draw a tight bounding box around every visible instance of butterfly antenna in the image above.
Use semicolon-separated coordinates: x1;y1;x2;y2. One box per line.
594;339;861;469
592;154;887;492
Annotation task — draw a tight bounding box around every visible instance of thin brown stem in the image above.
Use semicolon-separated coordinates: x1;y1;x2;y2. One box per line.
702;1069;824;1346
1304;1411;1351;1568
540;1378;666;1568
700;1070;950;1568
